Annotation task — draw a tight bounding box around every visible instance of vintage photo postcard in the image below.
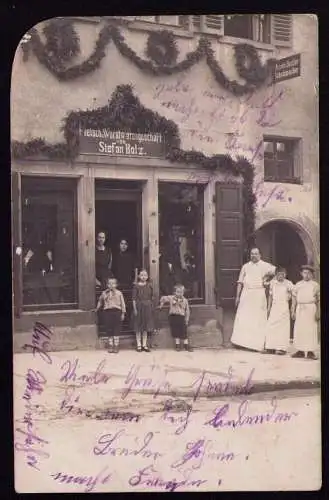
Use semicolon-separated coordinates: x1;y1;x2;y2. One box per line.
12;14;320;492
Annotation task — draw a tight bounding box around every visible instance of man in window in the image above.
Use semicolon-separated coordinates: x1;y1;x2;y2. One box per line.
23;231;54;304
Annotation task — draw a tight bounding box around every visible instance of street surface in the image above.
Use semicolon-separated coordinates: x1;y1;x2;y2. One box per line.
14;348;321;493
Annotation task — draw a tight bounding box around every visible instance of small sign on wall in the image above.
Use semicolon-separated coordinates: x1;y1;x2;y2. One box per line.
78;127;166;158
272;53;301;84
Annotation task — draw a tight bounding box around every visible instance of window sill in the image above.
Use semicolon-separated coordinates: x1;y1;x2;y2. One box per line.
220;35;275;52
264;177;302;185
127;20;194;38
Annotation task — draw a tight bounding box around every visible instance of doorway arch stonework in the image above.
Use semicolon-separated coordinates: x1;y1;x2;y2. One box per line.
255;212;319;280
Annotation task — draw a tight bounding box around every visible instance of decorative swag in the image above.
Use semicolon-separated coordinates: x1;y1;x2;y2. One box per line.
21;18;276;96
11;84;257;256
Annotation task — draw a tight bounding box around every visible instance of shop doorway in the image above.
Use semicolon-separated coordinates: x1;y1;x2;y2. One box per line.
95;180;143;333
255;220;309;284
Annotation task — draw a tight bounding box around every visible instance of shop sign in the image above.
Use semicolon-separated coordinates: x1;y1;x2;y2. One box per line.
272;53;301;83
78;127;166;158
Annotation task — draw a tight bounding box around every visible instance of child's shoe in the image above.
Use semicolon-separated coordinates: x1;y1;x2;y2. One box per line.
175;343;181;351
184;343;193;352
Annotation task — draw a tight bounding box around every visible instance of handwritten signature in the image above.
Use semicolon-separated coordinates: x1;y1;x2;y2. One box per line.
59;386;141;422
93;429;163;461
15;324;53;471
22;321;53;364
162;398;192;435
59;358;111;386
129;464;207;491
51;467;112;492
191;366;255;402
205;397;298;429
171;439;235;470
122;364;171;400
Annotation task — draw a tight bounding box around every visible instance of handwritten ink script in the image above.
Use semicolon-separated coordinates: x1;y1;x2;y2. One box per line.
205;398;299;429
14;353;318;492
15;323;53;471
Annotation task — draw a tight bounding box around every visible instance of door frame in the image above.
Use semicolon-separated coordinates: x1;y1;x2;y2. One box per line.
95;188;143;270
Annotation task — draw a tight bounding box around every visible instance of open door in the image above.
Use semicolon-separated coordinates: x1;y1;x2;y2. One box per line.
12;171;23;318
215;182;244;308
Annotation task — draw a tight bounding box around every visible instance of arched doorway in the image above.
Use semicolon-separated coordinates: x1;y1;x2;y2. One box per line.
255;220;309;284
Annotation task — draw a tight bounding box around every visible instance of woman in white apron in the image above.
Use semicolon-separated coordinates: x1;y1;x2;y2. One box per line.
231;248;276;352
291;265;320;360
264;267;293;355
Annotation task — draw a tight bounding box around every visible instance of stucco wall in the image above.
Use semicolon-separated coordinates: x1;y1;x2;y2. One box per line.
11;15;319;254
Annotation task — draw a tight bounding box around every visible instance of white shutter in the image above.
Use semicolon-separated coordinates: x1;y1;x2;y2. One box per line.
204;15;224;35
192;15;202;29
158;15;180;26
135;16;156;23
271;14;292;47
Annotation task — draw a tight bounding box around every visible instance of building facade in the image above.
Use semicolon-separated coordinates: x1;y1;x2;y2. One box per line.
11;14;319;351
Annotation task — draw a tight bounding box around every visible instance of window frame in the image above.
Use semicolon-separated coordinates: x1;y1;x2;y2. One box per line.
158;181;205;304
21;175;78;312
263;136;302;184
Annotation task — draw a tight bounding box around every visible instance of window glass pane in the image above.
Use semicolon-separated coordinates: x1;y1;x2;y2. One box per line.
158;16;179;26
224;14;253;39
158;182;204;300
264;141;274;155
21;178;77;309
278;160;293;179
264;159;278;180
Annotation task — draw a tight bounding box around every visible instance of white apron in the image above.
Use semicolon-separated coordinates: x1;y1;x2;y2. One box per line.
293;280;320;352
265;279;293;351
231;260;276;352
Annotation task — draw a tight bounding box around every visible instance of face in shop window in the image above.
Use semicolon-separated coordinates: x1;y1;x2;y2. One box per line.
158;182;204;300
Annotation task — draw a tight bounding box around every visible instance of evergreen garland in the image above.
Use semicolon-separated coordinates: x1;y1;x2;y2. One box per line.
11;84;256;253
22;20;275;93
145;30;178;66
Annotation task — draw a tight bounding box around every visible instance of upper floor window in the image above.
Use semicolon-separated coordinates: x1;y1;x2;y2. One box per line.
224;14;271;43
263;137;301;183
131;14;293;47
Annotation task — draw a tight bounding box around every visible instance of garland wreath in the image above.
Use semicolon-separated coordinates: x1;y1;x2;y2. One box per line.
11;84;256;254
21;19;275;95
145;30;178;66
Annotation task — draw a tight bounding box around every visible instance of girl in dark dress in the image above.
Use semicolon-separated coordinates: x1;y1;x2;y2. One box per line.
132;269;155;352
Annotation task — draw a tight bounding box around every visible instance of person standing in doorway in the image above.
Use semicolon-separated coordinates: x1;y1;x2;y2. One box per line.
132;269;155;352
112;239;138;288
264;267;294;355
95;231;113;290
231;248;276;352
291;265;320;360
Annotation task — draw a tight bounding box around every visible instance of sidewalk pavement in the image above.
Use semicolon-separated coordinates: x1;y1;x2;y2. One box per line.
14;346;320;404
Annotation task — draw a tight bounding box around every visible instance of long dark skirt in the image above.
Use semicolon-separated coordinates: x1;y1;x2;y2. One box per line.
133;301;154;333
169;314;187;339
103;309;122;337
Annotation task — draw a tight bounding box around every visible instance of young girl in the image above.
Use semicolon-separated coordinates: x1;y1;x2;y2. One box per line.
95;277;126;353
264;267;294;355
159;284;192;352
291;265;320;360
132;269;155;352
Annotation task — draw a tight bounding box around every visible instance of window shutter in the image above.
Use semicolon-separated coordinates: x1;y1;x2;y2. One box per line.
192;15;202;29
135;16;156;23
204;15;224;35
12;171;23;318
271;14;292;47
215;182;243;307
158;16;180;26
